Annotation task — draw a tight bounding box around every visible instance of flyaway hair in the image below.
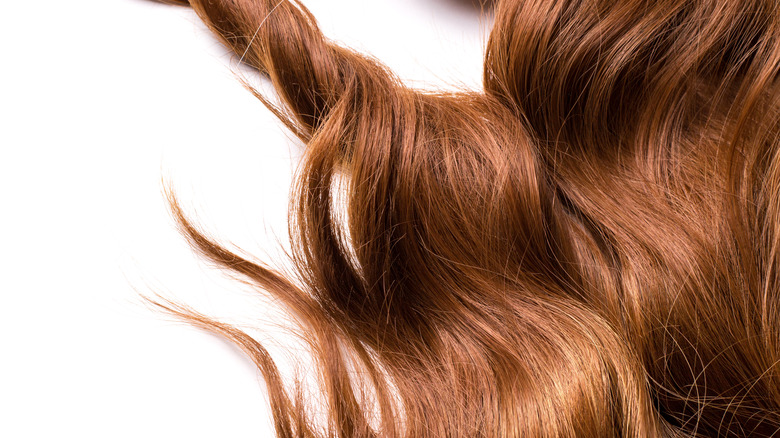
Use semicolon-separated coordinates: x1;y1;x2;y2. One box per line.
150;0;780;436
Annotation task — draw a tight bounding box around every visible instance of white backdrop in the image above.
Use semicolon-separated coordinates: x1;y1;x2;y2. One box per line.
0;1;492;436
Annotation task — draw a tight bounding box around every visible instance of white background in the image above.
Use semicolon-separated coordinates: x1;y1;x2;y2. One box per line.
0;1;492;436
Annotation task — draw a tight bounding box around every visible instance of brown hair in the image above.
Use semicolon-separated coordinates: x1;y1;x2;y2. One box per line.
150;0;780;436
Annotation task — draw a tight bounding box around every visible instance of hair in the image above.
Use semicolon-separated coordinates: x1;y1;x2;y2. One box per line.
149;0;780;436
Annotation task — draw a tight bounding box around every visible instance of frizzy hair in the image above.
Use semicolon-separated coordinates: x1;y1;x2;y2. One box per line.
149;0;780;436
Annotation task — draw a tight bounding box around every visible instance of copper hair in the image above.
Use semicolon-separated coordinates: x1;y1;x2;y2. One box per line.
150;0;780;436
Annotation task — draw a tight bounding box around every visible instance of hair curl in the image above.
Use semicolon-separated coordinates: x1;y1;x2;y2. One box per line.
151;0;780;436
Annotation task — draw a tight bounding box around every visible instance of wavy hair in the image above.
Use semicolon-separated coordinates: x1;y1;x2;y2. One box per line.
151;0;780;436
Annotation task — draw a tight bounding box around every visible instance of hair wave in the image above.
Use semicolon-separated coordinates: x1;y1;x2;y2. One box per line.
151;0;780;436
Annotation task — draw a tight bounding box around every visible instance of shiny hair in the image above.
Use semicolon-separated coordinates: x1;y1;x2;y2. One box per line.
151;0;780;436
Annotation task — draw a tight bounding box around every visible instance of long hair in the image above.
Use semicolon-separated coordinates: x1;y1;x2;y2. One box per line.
150;0;780;436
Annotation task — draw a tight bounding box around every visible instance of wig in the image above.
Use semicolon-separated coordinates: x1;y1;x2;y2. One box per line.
151;0;780;436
